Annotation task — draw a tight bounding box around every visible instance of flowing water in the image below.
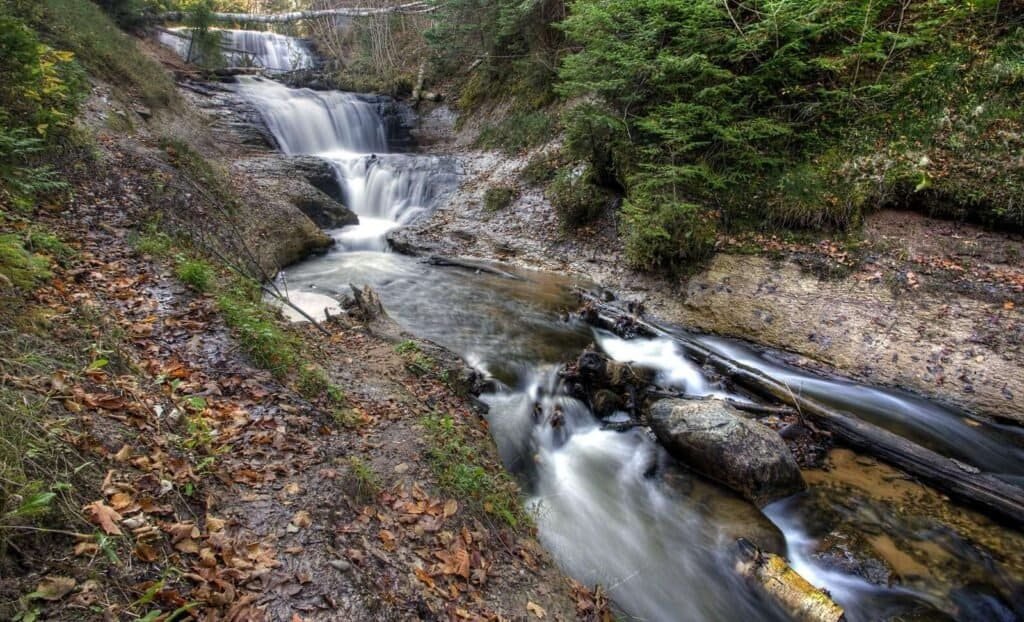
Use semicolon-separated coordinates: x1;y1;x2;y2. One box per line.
226;50;1024;621
158;27;313;72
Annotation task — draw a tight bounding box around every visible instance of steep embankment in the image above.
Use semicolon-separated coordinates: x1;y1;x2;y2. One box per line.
394;108;1024;425
0;6;589;620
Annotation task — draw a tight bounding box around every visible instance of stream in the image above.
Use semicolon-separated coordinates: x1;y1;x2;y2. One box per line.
164;31;1024;622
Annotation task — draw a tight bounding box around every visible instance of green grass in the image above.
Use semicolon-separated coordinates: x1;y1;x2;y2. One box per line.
345;456;380;504
133;229;174;257
422;414;528;529
296;363;346;405
174;256;214;292
0;233;52;290
0;296;106;560
216;280;299;378
394;339;419;355
25;0;178;110
157;137;238;210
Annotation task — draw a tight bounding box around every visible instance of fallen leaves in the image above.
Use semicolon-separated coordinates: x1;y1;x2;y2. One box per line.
84;500;122;535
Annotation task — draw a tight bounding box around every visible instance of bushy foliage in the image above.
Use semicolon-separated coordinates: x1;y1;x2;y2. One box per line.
0;9;83;208
427;0;564;109
483;185;515;212
555;0;1024;270
547;164;610;229
27;0;178;109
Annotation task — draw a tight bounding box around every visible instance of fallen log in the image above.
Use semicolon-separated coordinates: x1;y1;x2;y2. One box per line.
158;3;433;24
579;292;1024;524
735;539;845;622
424;255;525;280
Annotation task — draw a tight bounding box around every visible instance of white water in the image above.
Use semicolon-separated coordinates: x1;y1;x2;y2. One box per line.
483;368;790;621
158;27;313;72
235;77;454;251
595;329;711;395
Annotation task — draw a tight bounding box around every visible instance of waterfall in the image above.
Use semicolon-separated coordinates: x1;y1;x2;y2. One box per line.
235;77;456;251
158;28;313;73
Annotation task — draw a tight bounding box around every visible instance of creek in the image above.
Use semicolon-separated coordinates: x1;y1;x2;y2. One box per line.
164;31;1024;622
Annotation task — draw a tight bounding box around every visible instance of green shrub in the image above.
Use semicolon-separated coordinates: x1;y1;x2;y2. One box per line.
622;196;716;273
520;151;561;186
28;0;177;109
483;185;516;212
547;164;609;229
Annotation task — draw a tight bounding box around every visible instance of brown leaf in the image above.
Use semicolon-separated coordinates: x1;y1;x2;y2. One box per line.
453;547;470;579
84;501;122;535
134;542;158;562
74;541;100;557
378;529;397;551
443;499;458;519
414;567;435;589
109;492;134;511
291;510;312;529
31;576;76;601
527;601;547;619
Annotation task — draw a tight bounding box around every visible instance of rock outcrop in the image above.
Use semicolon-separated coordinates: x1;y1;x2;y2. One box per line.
650;399;805;506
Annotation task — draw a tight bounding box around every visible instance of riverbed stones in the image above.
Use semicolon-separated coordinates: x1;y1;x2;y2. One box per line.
650;398;805;506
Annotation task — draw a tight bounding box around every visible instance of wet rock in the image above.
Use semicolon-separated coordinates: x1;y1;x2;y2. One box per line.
812;528;893;586
650;399;805;506
592;389;624;418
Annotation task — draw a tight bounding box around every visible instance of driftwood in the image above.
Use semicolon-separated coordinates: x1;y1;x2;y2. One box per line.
579;292;1024;524
424;255;525;280
159;3;433;24
735;539;845;622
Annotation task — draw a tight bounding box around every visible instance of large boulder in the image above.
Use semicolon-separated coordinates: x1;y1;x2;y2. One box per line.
650;399;805;506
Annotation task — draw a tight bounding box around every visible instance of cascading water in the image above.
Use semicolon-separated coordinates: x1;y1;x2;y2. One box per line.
228;42;1024;621
235;76;457;252
158;27;313;72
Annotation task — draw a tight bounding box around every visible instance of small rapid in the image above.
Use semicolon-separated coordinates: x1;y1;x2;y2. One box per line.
223;44;1024;621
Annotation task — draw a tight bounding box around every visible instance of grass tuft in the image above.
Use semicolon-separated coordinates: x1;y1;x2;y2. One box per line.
422;413;528;529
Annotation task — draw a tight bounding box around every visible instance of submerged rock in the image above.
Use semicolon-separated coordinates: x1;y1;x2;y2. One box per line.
812;528;893;586
650;399;805;506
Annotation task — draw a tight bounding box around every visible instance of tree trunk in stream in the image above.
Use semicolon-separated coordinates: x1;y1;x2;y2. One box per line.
735;539;846;622
158;3;434;24
578;293;1024;525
